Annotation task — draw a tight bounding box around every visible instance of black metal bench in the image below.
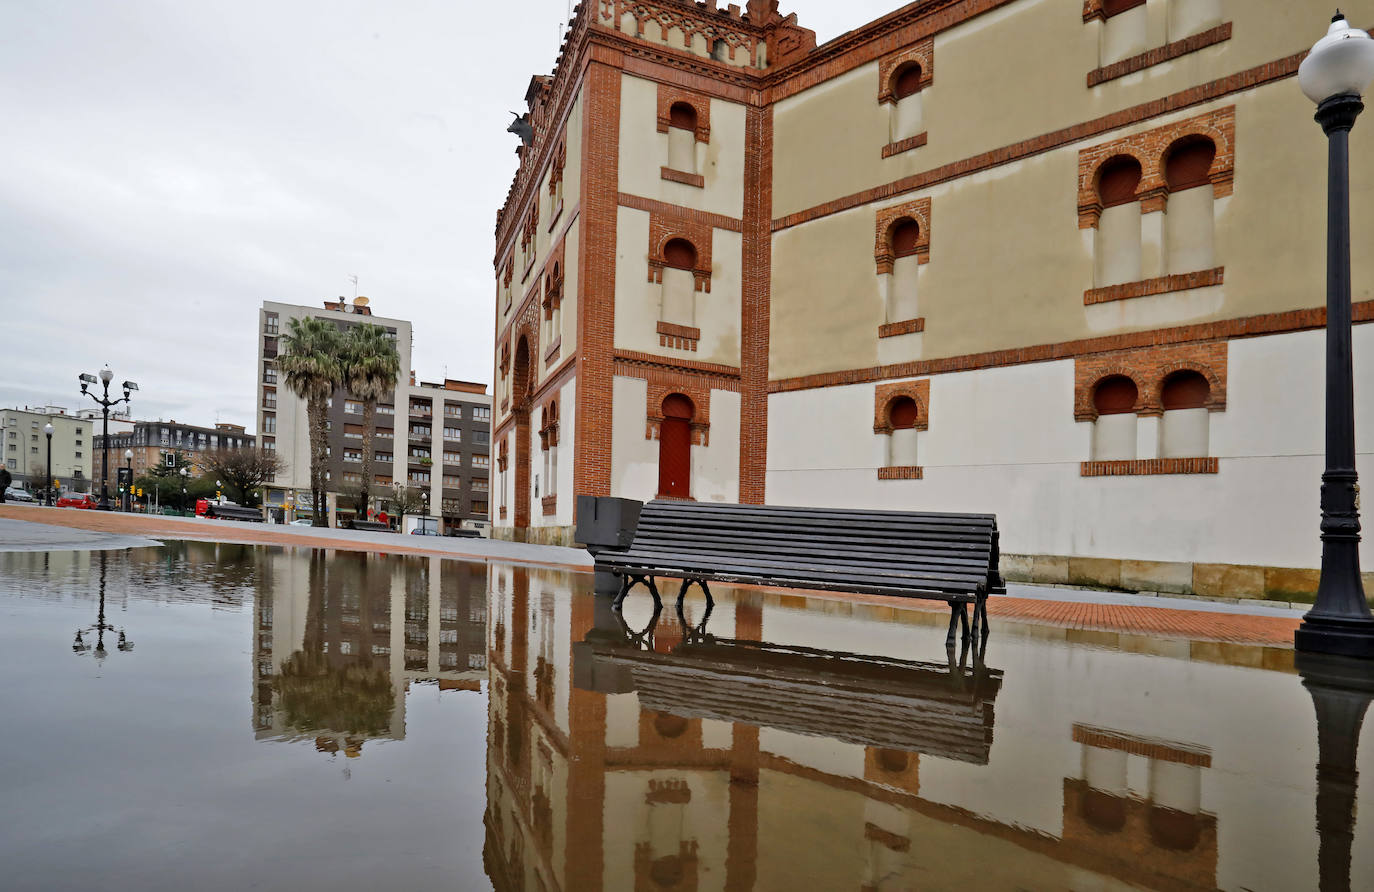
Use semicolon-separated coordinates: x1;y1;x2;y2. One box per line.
597;500;1005;643
349;519;393;532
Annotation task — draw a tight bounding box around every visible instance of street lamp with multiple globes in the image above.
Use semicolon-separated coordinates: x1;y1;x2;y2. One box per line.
124;448;133;512
79;366;138;512
1294;12;1374;658
43;422;53;506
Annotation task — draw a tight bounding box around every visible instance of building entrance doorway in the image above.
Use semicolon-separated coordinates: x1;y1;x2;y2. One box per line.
657;394;693;499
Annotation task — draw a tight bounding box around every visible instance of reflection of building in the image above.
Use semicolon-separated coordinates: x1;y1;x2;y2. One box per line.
257;299;492;531
251;550;487;756
1;406;91;491
485;567;1309;891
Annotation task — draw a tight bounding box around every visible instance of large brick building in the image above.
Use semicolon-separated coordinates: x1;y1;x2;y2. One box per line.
491;0;1374;598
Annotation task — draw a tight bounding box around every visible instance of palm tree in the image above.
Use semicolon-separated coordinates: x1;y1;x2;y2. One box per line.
278;316;342;526
342;324;400;521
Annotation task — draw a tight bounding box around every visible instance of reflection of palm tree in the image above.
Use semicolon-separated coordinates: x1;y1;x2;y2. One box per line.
273;550;394;736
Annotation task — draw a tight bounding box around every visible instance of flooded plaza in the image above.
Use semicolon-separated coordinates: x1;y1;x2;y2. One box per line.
0;541;1370;891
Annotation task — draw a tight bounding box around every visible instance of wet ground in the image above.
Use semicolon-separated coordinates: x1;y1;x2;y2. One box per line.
0;542;1370;891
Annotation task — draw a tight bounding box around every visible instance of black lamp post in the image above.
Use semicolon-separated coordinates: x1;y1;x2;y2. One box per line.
43;422;53;506
124;448;133;512
1295;13;1374;659
79;366;138;512
73;550;133;660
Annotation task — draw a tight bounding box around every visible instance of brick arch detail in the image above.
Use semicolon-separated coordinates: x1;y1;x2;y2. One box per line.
1078;106;1235;227
877;38;935;104
874;197;932;274
512;300;541;412
643;380;712;447
647;212;714;293
873;379;930;434
656;83;711;142
1075;343;1227;421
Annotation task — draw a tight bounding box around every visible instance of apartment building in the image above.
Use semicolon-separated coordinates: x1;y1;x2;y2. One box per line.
0;407;92;492
95;421;253;479
490;0;1374;599
258;298;492;532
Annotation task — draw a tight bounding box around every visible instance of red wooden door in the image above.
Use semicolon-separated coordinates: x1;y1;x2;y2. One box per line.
658;417;691;498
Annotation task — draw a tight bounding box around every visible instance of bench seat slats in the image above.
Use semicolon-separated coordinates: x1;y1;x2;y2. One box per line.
628;528;994;560
632;521;993;549
602;552;984;594
603;545;991;580
650;501;996;525
642;511;995;536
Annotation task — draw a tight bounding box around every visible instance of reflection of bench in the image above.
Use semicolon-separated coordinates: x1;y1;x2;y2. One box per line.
573;604;1003;765
597;500;1005;642
203;504;263;522
349;520;392;532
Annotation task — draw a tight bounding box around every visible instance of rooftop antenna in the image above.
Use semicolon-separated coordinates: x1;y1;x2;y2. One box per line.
348;274;359;298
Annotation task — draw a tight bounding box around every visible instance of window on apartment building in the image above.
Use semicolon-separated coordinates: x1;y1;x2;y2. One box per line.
443;475;462;488
1159;370;1211;458
444;451;462;465
262;414;276;434
6;444;14;453
343;424;364;440
344;400;362;414
342;472;362;484
660;238;698;328
378;404;395;416
409;401;431;416
1164;136;1217;274
264;312;279;335
473;430;489;446
890;63;924;142
444;404;462;418
343;449;362;463
262;440;275;452
471;479;489;493
374;451;392;463
667;102;698;174
443;426;461;442
472;455;490;470
6;459;14;469
473;407;491;422
410;447;431;460
1091;376;1139;461
1093;156;1143;287
75;439;82;446
262;390;277;410
263;365;277;385
408;471;430;485
411;424;431;439
376;427;394;440
75;451;82;459
471;500;488;516
30;447;37;454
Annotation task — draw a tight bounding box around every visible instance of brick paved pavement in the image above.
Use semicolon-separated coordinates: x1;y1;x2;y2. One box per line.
0;505;1301;648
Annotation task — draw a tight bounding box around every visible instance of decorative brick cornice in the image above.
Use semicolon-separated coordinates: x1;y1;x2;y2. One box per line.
613;349;740;382
873;379;930;434
1081;457;1219;476
1072;723;1213;767
618;192;743;232
874;197;931;274
877;465;923;480
877;37;934;105
657;320;700;351
878;318;925;338
655;83;712;142
1088;23;1232;87
1078;107;1235;228
1075;342;1227;421
1084;267;1224;305
881;132;927;159
660;166;705;188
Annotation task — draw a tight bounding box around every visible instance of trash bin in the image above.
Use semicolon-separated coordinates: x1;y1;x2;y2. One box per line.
575;496;643;596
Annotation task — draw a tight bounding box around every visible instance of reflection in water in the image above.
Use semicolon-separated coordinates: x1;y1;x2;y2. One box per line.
252;549;488;756
71;550;134;659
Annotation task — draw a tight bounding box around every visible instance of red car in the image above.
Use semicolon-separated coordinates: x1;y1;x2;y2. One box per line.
56;493;98;509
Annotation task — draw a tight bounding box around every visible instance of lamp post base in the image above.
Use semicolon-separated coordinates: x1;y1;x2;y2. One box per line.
1296;614;1374;659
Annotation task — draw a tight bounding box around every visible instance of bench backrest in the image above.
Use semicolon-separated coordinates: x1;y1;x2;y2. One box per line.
621;500;1001;596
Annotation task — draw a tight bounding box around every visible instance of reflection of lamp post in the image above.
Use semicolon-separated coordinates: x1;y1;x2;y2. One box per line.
1294;14;1374;658
78;366;138;511
73;550;133;660
1296;651;1373;892
180;465;189;513
43;422;53;506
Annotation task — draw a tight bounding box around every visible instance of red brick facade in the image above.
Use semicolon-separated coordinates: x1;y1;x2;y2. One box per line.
874;197;932;274
873;380;931;434
1074;343;1227;421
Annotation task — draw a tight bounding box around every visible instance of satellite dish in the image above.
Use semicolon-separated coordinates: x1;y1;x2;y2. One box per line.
354;296;370;307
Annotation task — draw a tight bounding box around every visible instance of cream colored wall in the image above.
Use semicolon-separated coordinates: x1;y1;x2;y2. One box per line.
609;375;740;504
560;221;580;357
771;81;1374;381
771;0;1351;221
617;74;746;220
613;207;742;367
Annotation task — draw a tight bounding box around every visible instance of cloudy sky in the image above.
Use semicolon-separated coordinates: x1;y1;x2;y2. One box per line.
1;0;895;430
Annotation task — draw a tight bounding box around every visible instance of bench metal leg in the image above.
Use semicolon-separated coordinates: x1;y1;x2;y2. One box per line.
676;598;714;644
945;604;960;646
978;596;990;639
612;574;662;610
677;577;714;608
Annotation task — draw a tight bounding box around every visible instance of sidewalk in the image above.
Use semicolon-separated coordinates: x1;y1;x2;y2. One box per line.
0;504;1303;648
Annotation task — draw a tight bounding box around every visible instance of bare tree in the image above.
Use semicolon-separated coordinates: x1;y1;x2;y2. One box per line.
389;483;426;529
199;448;286;508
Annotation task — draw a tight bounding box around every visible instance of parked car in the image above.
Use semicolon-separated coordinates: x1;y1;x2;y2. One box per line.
410;527;440;536
56;493;98;509
4;487;36;503
289;518;314;526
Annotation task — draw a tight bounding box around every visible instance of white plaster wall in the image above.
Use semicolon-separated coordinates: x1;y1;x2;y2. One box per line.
766;325;1374;569
617;74;746;220
695;389;740;504
611;376;657;500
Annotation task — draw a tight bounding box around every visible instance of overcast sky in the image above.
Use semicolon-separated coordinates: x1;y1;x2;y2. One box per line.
1;0;895;430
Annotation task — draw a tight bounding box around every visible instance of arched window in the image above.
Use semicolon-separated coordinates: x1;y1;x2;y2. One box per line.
658;394;693;499
541;399;559;501
544;261;563;342
668;102;698;173
1164;136;1218;274
1159;370;1210;458
886;396;920;467
1091;375;1138;461
660;239;698;327
890;62;924;141
884;219;921;324
1094;156;1143;288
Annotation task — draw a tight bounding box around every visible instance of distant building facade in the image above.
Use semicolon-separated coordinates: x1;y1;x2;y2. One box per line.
258;299;492;532
488;0;1374;598
0;407;92;492
95;421;253;480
